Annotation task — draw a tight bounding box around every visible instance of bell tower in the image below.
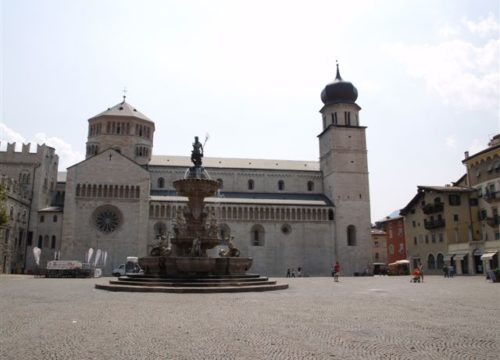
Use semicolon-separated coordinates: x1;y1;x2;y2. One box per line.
318;63;371;275
85;95;155;165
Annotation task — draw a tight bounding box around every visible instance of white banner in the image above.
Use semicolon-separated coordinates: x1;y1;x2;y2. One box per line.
94;249;102;267
86;248;94;263
33;247;41;266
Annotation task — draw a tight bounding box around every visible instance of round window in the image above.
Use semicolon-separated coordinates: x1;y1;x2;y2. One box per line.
281;224;292;235
93;205;122;233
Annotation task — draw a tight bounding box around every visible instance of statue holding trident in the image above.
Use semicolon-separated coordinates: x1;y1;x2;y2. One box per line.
191;136;204;167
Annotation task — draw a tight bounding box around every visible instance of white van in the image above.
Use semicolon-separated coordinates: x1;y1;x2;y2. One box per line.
112;257;143;277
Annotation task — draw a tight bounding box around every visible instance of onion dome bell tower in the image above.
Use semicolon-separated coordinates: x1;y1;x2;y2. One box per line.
318;63;371;275
85;95;155;165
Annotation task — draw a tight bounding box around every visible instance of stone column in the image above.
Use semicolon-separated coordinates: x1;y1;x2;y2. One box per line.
455;258;463;275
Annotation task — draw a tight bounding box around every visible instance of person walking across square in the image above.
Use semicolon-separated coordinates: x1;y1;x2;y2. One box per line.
333;262;340;282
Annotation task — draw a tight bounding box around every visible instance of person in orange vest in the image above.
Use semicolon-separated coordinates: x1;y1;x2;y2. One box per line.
411;267;421;283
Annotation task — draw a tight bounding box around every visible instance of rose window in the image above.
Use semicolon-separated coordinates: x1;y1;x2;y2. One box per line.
94;206;121;233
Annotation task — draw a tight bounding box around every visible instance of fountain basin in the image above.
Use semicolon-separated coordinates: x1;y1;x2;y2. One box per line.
215;257;253;275
176;257;216;274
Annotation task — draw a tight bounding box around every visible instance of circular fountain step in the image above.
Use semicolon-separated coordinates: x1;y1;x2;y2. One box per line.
95;275;288;293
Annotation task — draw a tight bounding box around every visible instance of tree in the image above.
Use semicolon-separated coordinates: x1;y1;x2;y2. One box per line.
0;184;8;228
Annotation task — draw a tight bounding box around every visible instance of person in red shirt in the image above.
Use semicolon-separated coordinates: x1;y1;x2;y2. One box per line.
333;262;340;282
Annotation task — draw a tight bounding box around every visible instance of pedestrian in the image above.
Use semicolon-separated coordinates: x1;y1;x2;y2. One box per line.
286;268;291;278
291;268;296;278
442;264;448;278
418;264;424;283
297;267;302;277
333;262;340;282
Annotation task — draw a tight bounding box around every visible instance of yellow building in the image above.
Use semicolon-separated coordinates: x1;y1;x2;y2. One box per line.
400;185;479;275
462;134;500;272
370;227;387;274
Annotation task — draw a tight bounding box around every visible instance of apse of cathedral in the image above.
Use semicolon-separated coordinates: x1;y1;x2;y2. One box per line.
0;66;372;276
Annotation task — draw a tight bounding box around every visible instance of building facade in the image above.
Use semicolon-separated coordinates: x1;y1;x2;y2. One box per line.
0;143;60;273
462;135;500;272
1;67;372;276
375;216;406;265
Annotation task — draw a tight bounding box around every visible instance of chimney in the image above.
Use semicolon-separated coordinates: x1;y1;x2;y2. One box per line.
464;151;469;159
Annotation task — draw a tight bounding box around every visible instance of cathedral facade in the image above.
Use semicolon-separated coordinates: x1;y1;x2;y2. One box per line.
1;67;372;276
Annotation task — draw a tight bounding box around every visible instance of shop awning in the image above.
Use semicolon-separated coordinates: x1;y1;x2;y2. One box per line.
480;252;498;261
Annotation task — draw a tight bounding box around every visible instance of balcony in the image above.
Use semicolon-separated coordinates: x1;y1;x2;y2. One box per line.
422;202;444;215
486;216;499;227
484;191;499;203
424;218;446;230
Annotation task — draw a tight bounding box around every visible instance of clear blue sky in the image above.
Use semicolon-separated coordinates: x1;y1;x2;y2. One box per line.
1;0;498;222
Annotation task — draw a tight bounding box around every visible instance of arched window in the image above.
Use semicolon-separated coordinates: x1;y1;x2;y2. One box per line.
38;235;43;248
427;254;436;269
51;236;56;249
328;209;334;221
217;178;224;190
250;224;265;246
307;181;314;192
278;180;285;191
157;177;165;188
43;235;49;248
436;253;444;269
248;179;254;190
154;222;167;237
347;225;356;246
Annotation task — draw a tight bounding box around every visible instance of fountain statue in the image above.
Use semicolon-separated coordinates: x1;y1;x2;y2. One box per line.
138;136;252;277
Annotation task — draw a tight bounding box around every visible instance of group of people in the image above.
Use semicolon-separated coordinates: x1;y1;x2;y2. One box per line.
443;264;455;278
286;267;303;277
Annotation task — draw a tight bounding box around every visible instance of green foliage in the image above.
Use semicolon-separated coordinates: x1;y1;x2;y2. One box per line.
0;184;8;227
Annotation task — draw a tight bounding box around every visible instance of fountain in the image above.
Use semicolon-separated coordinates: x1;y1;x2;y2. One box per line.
96;137;288;293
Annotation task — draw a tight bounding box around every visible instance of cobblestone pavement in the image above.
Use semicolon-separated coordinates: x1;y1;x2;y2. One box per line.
0;275;498;360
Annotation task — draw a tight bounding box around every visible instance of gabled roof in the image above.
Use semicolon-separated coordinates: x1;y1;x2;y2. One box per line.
90;101;151;122
149;155;320;172
66;148;147;173
400;185;474;216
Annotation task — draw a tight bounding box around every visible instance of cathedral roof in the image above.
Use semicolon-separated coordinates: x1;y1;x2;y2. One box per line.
149;155;320;172
90;100;151;121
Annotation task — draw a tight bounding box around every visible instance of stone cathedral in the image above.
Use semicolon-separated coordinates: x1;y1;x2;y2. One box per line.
0;66;372;276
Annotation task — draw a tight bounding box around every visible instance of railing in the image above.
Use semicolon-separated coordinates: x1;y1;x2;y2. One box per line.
424;218;446;230
484;191;499;203
422;202;444;214
486;216;499;227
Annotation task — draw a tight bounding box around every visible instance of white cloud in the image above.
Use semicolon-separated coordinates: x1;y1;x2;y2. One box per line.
0;122;83;169
463;12;499;38
445;135;456;148
386;16;499;111
438;24;460;38
0;122;26;148
32;133;84;170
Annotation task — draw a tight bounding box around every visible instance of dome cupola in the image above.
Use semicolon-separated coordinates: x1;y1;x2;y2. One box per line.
320;63;358;105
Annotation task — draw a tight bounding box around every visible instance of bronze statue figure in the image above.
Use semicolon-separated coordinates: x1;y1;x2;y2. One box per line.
191;136;203;167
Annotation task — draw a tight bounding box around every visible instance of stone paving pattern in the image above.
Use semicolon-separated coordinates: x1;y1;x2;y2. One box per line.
0;275;498;360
